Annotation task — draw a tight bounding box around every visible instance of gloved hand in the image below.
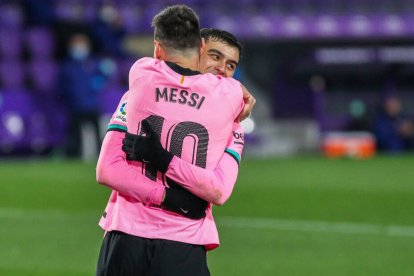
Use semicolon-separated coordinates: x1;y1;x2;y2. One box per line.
162;180;208;220
122;120;173;173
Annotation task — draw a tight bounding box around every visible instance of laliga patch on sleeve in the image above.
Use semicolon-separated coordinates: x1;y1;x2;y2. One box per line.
114;101;127;123
232;130;244;145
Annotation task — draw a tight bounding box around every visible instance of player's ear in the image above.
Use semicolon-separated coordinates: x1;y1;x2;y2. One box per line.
154;40;162;59
199;38;206;56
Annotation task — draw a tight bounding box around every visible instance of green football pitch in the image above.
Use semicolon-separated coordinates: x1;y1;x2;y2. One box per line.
1;156;414;275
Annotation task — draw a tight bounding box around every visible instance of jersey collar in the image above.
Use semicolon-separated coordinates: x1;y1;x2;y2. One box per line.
165;61;201;76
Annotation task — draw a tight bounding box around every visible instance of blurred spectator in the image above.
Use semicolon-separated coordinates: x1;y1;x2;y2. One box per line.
346;99;372;131
373;96;414;153
58;33;107;158
90;3;126;57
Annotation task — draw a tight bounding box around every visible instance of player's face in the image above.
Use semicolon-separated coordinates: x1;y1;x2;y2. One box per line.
199;40;239;78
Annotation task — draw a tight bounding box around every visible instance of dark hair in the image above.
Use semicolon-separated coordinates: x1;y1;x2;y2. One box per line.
152;5;201;52
201;28;243;59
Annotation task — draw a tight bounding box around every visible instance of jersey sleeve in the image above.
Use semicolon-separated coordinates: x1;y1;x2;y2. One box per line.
97;124;165;206
96;92;165;205
224;122;244;165
127;61;150;135
98;68;165;206
222;78;245;121
128;57;152;88
107;91;128;133
165;122;244;206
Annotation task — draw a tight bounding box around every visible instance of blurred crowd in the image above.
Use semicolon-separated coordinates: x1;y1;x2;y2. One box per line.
371;96;414;152
1;0;413;158
0;0;136;158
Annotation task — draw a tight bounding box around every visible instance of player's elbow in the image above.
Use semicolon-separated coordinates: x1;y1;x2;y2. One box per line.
212;193;230;206
96;166;105;186
203;181;229;206
207;187;232;206
202;184;225;205
210;185;233;206
96;162;110;187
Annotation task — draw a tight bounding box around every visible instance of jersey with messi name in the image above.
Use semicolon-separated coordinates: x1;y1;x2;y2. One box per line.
99;57;243;250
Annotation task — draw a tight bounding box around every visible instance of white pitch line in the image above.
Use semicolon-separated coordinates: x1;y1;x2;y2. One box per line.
217;216;414;238
2;208;414;238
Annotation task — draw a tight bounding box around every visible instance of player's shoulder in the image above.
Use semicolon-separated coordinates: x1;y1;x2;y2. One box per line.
201;73;240;85
220;77;243;103
129;57;159;80
131;56;154;65
202;74;243;96
130;57;157;70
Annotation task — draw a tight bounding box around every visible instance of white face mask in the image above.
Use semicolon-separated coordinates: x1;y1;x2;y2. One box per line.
70;43;90;60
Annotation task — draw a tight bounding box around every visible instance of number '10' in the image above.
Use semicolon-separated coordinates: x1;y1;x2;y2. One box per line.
140;115;209;181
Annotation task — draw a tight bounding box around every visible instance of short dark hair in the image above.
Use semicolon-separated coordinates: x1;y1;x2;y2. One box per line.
152;5;201;52
201;28;243;59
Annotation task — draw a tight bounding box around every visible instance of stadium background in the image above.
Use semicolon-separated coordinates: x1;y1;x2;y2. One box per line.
1;0;414;275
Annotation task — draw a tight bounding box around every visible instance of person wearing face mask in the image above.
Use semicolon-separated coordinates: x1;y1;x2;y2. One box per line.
59;33;106;158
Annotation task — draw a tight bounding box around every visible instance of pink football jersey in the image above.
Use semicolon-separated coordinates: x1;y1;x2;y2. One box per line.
98;57;244;250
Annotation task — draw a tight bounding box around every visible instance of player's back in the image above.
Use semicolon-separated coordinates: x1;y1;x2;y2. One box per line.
100;57;243;249
127;57;243;171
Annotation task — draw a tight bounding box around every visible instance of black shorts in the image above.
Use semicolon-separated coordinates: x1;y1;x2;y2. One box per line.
96;231;210;276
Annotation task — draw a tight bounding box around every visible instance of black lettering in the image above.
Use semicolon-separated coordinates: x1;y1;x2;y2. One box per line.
196;96;205;109
156;87;168;102
179;90;188;104
139;115;165;180
188;93;199;107
169;122;209;168
170;88;178;103
233;131;244;140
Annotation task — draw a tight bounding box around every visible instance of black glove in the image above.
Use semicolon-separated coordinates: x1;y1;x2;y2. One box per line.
122;120;173;173
162;181;208;220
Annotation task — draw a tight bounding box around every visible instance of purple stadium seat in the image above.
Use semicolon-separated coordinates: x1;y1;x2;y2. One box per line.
0;88;68;154
0;90;33;153
31;92;68;149
100;87;125;115
0;30;22;59
25;27;55;58
27;59;58;94
118;58;135;81
0;61;25;90
0;3;24;29
28;105;67;152
83;2;99;23
119;4;146;33
55;0;100;23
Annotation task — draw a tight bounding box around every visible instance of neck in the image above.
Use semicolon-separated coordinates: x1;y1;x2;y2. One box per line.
164;51;199;71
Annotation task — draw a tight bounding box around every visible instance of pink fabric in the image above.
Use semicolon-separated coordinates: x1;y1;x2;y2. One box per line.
166;122;244;205
97;57;244;250
96;131;166;206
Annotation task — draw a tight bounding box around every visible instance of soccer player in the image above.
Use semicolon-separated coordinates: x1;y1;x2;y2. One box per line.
118;28;252;206
97;27;251;213
96;6;252;275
